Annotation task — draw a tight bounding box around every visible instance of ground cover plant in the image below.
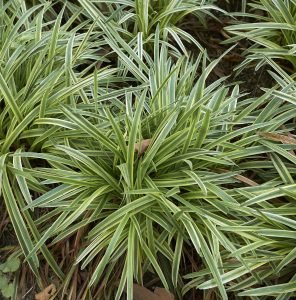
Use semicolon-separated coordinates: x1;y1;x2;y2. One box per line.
0;0;296;299
225;0;296;74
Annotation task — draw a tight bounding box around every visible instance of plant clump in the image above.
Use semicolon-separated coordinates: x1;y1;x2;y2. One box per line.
0;0;296;299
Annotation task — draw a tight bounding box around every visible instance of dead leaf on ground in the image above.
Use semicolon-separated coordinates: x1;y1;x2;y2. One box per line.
135;139;151;155
133;284;174;300
224;54;242;62
154;288;174;300
234;174;258;186
259;132;296;145
35;284;56;300
217;169;258;186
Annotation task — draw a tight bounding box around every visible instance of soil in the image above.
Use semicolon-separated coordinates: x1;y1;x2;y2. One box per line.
180;11;275;95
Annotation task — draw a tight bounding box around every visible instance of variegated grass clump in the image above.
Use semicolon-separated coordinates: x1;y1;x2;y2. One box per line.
0;0;296;299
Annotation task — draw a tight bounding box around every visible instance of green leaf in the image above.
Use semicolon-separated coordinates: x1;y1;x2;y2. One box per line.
0;275;9;290
239;282;296;296
0;257;20;273
2;283;14;298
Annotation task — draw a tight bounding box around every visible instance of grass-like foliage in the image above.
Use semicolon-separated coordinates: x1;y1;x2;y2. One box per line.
0;0;296;299
78;0;224;53
225;0;296;73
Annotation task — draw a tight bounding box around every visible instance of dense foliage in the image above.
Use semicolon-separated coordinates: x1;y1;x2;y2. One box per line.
0;0;296;299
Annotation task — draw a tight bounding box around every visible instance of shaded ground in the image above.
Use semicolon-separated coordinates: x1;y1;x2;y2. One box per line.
180;12;274;96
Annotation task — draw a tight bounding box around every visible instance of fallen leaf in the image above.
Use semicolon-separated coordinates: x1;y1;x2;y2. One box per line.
135;139;151;155
133;284;174;300
259;132;296;145
234;174;258;186
154;288;174;300
224;54;242;62
133;284;156;300
217;169;258;186
35;284;56;300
